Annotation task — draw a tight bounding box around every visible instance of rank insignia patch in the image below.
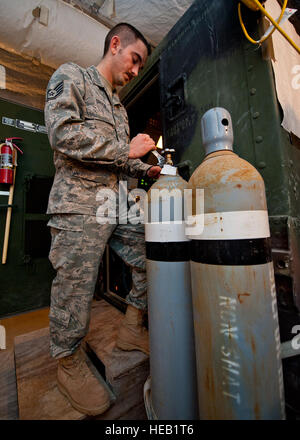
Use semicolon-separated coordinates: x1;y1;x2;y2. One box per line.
47;81;64;101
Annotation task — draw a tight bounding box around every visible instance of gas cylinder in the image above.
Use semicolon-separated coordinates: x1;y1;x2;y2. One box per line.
187;108;285;420
145;149;198;420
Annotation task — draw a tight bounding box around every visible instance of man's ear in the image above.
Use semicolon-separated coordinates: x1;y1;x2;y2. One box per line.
110;36;121;55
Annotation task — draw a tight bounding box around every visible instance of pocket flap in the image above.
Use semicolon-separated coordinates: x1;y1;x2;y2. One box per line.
85;115;114;126
72;170;107;183
47;214;84;231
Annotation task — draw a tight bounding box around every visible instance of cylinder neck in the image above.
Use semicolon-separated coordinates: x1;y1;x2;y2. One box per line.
200;107;234;156
204;143;233;156
203;149;235;161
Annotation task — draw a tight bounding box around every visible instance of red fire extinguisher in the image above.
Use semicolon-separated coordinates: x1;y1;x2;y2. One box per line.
1;137;23;264
0;137;23;184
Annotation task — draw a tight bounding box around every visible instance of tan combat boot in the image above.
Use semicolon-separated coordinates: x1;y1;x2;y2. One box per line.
57;347;110;416
115;304;149;355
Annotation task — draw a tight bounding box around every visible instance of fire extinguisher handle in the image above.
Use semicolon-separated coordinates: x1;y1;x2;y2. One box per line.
5;138;24;155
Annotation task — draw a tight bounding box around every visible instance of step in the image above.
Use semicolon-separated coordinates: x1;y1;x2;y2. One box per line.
85;300;150;420
0;349;18;420
14;300;149;420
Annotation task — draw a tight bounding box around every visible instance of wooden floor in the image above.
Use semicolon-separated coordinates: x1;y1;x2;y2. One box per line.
0;307;50;350
0;349;18;420
0;300;149;420
0;306;52;420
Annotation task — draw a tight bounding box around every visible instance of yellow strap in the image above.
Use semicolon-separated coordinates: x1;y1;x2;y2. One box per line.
240;0;261;11
238;0;300;54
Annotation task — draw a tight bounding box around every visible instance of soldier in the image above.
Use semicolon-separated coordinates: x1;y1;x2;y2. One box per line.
45;23;161;416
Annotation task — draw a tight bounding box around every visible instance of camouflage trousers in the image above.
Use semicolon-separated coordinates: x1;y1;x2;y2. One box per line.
48;214;147;359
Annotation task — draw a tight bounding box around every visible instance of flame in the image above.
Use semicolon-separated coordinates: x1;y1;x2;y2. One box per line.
156;136;163;149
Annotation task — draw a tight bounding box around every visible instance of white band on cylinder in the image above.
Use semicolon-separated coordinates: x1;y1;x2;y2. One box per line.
145;221;190;243
186;210;270;240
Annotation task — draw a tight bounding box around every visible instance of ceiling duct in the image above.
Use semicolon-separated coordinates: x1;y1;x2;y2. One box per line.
0;0;110;70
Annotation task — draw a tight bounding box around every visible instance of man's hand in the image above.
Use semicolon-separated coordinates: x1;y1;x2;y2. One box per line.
147;166;161;179
129;134;156;159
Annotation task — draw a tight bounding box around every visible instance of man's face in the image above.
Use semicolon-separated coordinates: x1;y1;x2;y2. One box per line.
110;37;148;88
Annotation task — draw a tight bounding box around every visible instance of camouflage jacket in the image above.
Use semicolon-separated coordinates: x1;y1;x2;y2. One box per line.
44;62;152;215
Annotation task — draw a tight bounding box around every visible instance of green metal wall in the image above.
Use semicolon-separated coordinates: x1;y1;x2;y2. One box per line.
159;0;300;321
121;0;300;346
0;98;55;317
124;0;300;313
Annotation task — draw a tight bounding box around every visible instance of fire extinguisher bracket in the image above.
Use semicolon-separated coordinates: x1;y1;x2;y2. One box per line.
0;204;16;209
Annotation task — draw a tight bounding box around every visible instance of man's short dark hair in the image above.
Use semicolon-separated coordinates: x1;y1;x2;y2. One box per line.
103;23;151;57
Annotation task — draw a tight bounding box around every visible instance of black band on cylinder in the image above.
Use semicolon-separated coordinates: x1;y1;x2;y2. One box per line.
146;241;190;262
190;237;272;266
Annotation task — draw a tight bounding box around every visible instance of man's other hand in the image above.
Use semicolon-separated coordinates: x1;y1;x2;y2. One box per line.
129;134;156;159
147;166;161;179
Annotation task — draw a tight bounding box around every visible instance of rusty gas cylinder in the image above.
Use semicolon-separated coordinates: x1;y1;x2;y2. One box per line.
187;108;285;420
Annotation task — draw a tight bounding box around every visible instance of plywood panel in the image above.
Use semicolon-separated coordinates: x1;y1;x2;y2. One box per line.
0;349;18;420
14;327;84;420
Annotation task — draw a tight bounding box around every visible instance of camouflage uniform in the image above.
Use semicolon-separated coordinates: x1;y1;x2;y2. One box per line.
45;62;151;359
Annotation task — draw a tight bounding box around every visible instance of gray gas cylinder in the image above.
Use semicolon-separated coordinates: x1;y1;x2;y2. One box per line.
145;153;198;420
187;108;285;420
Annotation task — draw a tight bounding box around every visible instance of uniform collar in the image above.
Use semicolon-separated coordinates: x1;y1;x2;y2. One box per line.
87;65;121;105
